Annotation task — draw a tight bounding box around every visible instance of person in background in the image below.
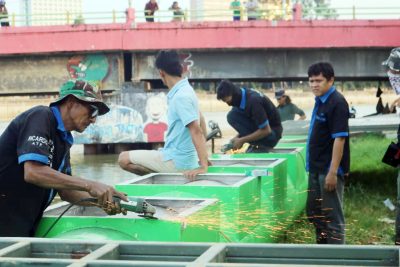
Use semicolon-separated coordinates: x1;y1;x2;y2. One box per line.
144;0;159;22
245;0;259;21
306;62;349;244
216;80;282;153
230;0;242;21
382;47;400;245
169;1;184;22
0;0;9;27
275;89;306;122
0;79;128;237
119;50;208;180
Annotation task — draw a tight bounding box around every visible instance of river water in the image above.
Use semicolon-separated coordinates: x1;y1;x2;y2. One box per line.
69;150;139;185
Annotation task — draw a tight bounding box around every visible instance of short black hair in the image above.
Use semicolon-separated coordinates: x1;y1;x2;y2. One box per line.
155;50;183;77
307;62;335;81
216;80;239;100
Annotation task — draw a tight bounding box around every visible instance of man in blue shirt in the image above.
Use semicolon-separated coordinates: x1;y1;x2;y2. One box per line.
119;50;208;179
382;47;400;245
306;62;350;244
0;79;127;237
216;80;282;153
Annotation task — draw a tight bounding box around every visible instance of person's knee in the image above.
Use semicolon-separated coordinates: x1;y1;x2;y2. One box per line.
118;151;132;170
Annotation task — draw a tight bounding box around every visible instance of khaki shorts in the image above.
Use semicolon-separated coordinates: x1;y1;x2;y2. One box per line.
128;150;180;173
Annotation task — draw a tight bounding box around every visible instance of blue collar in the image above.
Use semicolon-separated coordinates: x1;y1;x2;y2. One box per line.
50;106;74;145
167;78;189;100
239;88;246;110
316;86;335;103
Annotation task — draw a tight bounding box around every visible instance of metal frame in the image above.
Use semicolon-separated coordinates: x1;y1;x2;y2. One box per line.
0;238;399;266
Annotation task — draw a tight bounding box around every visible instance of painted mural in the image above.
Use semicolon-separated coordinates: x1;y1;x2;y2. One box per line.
143;93;168;142
73;92;169;144
67;53;170;144
67;54;111;82
73;104;144;144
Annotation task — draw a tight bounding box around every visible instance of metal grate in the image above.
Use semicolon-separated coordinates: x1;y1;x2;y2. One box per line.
0;238;398;266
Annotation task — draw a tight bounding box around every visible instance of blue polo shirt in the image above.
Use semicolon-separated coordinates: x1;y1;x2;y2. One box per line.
161;79;200;170
306;86;350;175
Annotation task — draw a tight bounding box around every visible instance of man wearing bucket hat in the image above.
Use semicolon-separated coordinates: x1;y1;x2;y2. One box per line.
382;47;400;245
0;79;127;237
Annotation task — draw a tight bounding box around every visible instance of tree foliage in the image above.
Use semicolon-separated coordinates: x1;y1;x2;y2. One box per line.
300;0;338;19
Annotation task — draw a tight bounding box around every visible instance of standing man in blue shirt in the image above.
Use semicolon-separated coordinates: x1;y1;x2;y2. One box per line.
306;62;350;244
119;50;208;180
382;47;400;245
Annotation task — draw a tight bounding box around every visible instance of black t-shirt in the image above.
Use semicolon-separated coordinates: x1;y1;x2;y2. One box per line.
241;88;283;138
307;88;350;175
0;106;72;237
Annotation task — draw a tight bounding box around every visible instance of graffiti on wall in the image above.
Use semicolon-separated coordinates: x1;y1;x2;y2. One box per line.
67;54;112;82
73;92;169;144
180;52;194;78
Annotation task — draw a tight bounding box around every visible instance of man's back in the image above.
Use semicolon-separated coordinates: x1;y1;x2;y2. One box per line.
162;79;199;170
245;89;282;137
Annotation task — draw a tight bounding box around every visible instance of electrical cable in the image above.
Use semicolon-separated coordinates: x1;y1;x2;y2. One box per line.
42;198;99;238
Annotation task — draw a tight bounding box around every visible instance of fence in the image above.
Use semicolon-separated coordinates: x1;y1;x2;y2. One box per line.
3;6;400;27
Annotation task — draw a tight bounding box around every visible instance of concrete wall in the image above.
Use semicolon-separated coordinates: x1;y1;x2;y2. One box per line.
0;53;122;95
133;49;391;81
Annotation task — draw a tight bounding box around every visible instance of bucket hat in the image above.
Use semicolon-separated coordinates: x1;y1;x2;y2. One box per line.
50;79;110;115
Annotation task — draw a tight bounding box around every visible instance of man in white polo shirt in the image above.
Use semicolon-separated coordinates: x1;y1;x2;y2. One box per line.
118;50;208;179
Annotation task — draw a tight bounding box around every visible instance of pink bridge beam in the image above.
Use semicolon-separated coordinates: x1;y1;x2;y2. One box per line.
0;20;399;55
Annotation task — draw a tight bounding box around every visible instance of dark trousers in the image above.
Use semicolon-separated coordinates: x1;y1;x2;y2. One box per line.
227;107;279;149
145;14;154;22
1;21;9;27
306;172;345;244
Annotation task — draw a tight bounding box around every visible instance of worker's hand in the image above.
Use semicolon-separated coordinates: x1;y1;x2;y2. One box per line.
231;137;244;150
324;172;337;192
102;198;126;216
86;181;128;206
183;165;207;181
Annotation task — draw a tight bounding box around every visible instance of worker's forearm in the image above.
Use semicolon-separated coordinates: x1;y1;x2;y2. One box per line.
191;129;209;168
59;189;93;204
239;127;271;144
329;137;345;174
24;162;90;192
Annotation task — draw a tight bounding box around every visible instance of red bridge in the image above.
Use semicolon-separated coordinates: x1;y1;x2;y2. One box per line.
0;17;399;54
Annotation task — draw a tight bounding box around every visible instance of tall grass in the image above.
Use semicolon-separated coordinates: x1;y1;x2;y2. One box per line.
281;133;398;245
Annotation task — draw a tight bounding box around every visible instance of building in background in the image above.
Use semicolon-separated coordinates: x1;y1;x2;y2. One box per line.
20;0;82;26
189;0;292;21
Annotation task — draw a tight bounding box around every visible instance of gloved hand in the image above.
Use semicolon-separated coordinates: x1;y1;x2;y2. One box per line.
101;196;127;215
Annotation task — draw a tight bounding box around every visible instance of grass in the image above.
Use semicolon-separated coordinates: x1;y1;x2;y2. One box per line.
280;133;398;245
